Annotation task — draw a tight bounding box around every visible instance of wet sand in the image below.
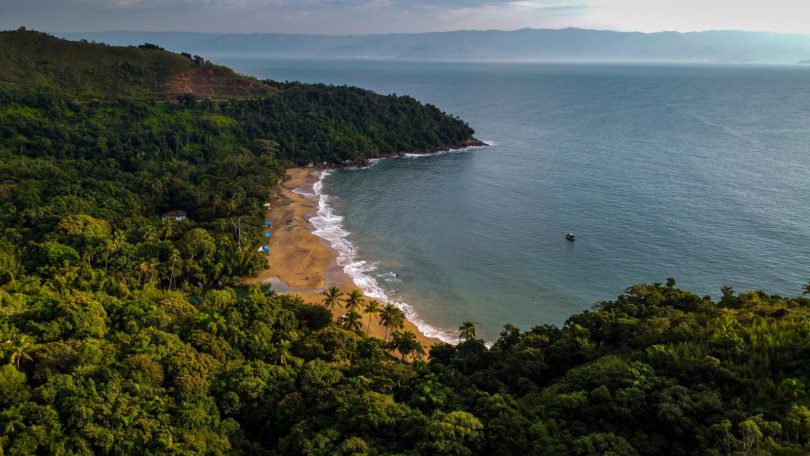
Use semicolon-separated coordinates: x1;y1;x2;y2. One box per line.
244;168;442;349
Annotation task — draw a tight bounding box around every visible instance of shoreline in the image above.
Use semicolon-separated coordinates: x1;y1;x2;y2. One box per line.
244;167;444;349
329;139;488;169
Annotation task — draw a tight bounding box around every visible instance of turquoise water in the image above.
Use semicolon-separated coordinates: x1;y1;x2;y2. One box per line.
223;58;810;341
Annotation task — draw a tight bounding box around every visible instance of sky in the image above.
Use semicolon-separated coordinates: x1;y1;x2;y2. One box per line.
2;0;810;35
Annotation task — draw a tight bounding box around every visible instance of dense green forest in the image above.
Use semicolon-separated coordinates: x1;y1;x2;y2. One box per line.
2;30;810;455
0;29;272;100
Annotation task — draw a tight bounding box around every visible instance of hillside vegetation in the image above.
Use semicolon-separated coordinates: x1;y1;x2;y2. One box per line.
1;30;810;455
0;29;274;99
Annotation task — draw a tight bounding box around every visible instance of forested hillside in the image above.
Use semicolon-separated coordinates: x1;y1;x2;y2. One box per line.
0;29;274;100
2;30;810;455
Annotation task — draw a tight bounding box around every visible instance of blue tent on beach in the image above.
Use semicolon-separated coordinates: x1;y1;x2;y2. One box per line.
264;221;273;226
262;246;270;253
265;232;271;238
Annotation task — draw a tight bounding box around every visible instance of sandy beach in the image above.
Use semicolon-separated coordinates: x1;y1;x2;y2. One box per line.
245;167;443;349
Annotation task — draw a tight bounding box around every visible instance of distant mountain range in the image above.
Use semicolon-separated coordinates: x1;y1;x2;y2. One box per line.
57;28;810;63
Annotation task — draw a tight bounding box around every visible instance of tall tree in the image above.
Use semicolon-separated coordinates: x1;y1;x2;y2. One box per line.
102;230;125;271
5;334;33;370
322;287;342;316
344;289;364;313
274;340;293;366
341;310;363;332
379;304;405;342
168;249;181;290
390;330;424;361
459;321;477;342
0;406;26;436
364;299;381;333
137;260;150;286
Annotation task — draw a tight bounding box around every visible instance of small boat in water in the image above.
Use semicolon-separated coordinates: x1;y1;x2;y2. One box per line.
565;232;576;241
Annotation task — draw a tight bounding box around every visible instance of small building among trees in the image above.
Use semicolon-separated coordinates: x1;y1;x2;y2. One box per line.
161;210;187;222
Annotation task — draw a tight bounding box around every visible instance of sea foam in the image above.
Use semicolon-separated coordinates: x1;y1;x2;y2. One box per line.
308;170;461;344
402;141;491;158
336;142;491;172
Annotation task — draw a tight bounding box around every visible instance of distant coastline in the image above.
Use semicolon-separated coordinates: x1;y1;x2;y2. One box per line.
58;28;810;64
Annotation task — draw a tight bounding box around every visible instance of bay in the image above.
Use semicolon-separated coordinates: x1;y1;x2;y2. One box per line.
221;58;810;341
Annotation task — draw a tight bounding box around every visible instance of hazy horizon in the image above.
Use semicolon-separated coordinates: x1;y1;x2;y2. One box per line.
3;0;809;36
27;26;810;38
50;27;810;64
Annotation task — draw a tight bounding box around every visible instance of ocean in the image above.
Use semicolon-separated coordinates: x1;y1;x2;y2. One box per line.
221;58;810;342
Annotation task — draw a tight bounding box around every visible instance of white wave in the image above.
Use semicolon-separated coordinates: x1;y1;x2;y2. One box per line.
342;142;490;169
339;158;383;171
308;170;460;344
292;186;318;199
378;271;402;283
402;143;489;159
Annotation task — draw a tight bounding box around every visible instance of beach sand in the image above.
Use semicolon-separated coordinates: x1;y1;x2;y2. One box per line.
244;168;443;349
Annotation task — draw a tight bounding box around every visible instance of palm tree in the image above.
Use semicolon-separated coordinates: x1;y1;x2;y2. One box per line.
211;191;223;220
0;406;25;435
459;321;477;342
274;340;293;366
161;219;177;240
364;300;381;333
199;312;227;335
6;334;33;370
146;258;160;286
379;304;405;342
103;231;125;271
390;330;424;361
142;225;159;242
137;261;150;286
168;249;181;290
102;240;114;271
341;310;363;332
321;287;342;318
344;289;364;313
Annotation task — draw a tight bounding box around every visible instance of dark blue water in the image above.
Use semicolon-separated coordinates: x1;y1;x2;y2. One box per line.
222;58;810;341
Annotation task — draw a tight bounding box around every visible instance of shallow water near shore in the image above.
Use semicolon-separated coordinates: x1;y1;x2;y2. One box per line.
222;58;810;341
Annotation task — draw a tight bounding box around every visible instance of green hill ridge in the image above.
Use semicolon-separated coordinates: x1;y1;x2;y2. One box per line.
0;29;274;99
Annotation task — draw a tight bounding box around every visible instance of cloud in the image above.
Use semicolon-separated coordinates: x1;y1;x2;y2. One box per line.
582;0;810;33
